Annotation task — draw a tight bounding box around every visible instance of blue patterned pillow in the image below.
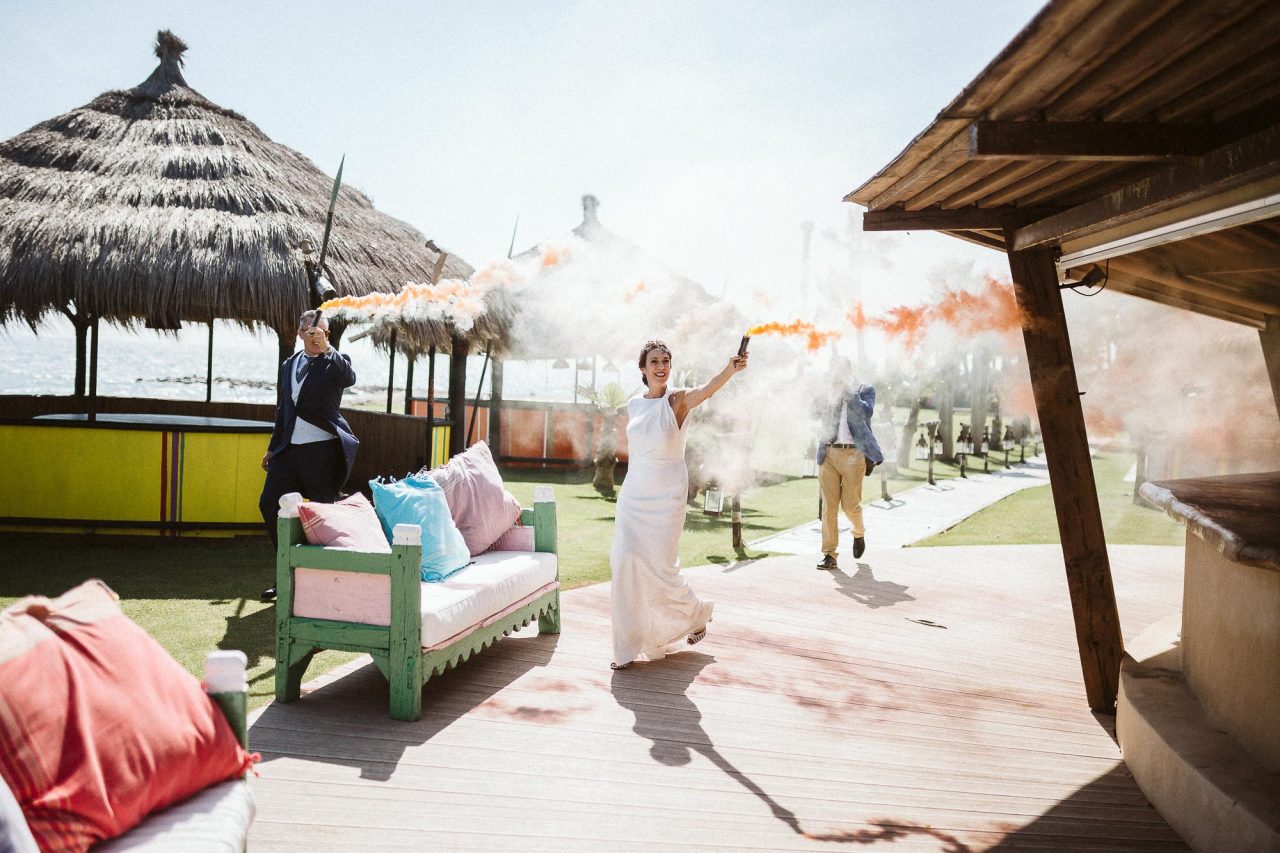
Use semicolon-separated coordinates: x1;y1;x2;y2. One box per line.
369;474;471;582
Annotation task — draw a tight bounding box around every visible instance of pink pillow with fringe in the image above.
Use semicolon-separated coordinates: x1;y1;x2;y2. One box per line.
430;441;523;556
298;493;390;552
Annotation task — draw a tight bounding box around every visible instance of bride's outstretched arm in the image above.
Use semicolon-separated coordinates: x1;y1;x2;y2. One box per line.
672;354;748;424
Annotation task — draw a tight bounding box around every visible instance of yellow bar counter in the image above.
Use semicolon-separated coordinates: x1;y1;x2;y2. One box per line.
0;413;271;536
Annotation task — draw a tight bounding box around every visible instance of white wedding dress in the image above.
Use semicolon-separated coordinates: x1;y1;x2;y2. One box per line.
610;386;713;666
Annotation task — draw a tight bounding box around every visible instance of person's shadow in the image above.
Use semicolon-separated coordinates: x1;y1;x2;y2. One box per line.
831;563;915;609
610;653;973;848
610;653;803;833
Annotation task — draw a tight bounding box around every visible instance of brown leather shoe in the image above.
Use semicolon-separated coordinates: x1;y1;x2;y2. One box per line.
853;537;866;559
816;555;838;570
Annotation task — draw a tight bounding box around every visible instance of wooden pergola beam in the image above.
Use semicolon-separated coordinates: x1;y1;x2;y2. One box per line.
867;133;971;210
943;229;1006;251
1004;240;1123;712
1099;255;1280;316
1103;274;1269;328
969;120;1219;161
864;206;1062;232
1010;122;1280;251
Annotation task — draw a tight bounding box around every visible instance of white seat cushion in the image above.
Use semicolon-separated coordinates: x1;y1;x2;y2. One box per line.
293;551;558;648
420;550;557;648
95;779;253;852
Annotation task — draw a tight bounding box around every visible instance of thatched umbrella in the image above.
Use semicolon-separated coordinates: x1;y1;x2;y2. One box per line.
333;272;517;433
0;30;473;395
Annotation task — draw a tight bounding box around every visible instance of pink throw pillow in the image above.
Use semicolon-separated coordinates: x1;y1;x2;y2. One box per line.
430;441;523;556
298;492;390;552
0;581;255;852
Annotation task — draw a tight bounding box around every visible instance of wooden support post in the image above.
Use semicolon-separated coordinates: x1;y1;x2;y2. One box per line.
731;495;743;550
205;317;215;404
468;350;491;445
448;335;470;457
1005;240;1123;712
74;318;87;398
489;358;504;453
403;354;415;415
1260;316;1280;424
426;345;437;464
87;314;99;422
276;327;294;372
386;329;397;414
61;304;89;398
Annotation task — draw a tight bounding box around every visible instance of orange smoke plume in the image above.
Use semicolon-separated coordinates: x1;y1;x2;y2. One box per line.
747;320;840;352
848;278;1026;349
540;245;566;268
623;280;648;302
321;279;475;313
1084;406;1124;437
876;305;931;351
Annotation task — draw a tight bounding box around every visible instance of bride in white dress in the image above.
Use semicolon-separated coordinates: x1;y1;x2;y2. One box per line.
610;340;748;669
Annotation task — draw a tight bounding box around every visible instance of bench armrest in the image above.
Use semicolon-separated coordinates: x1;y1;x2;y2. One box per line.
204;650;248;752
517;486;557;554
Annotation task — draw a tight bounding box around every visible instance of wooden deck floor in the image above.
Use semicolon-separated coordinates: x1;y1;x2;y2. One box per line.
247;544;1188;851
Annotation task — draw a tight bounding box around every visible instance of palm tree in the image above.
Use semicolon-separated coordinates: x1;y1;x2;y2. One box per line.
581;381;630;495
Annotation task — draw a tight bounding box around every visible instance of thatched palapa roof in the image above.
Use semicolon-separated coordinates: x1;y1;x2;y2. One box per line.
341;277;519;358
0;30;473;336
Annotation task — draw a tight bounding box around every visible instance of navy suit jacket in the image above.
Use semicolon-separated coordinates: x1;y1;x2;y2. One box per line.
268;349;359;484
814;383;884;466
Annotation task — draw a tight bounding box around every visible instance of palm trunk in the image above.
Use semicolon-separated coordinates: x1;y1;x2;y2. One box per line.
593;414;618;495
897;399;921;470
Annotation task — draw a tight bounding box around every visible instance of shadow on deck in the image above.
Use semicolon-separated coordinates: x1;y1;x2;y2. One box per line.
248;544;1188;851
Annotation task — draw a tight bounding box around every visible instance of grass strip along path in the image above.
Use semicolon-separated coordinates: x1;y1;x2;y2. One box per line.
914;449;1183;547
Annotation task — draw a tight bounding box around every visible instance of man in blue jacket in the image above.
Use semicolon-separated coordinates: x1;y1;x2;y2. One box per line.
813;356;883;570
258;309;359;599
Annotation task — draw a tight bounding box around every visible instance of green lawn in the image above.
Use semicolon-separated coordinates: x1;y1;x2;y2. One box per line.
0;466;844;710
914;450;1185;547
0;449;1035;712
0;533;357;712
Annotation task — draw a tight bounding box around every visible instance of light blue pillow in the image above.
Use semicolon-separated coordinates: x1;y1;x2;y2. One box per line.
370;474;472;582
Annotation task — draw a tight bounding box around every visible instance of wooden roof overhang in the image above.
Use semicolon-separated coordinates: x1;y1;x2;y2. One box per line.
848;0;1280;329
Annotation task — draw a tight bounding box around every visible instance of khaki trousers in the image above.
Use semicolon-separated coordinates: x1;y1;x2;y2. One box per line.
819;447;865;557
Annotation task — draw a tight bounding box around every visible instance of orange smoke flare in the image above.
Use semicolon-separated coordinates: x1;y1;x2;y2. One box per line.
623;280;648;302
540;245;565;268
874;304;930;351
747;320;840;352
847;278;1026;349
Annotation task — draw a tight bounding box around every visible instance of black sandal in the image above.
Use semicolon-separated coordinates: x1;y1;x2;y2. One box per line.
687;627;707;645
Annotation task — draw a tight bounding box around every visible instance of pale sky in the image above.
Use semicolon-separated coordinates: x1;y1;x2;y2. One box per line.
1;0;1044;314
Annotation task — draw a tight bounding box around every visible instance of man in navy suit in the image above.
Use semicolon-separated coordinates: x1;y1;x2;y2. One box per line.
813;356;883;570
258;309;359;599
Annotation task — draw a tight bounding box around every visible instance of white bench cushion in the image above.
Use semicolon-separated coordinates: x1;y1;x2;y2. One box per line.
94;779;253;852
293;550;558;648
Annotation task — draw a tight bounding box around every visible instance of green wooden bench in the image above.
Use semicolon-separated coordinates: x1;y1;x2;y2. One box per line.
273;492;560;721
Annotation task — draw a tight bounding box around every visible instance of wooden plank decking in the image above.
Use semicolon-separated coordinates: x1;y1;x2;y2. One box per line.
247;544;1188;851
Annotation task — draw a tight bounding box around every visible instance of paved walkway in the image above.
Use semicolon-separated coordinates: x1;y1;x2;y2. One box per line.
753;455;1052;558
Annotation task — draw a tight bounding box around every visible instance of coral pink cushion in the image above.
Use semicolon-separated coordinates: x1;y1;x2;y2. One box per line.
430;441;523;556
298;492;390;552
0;581;254;852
